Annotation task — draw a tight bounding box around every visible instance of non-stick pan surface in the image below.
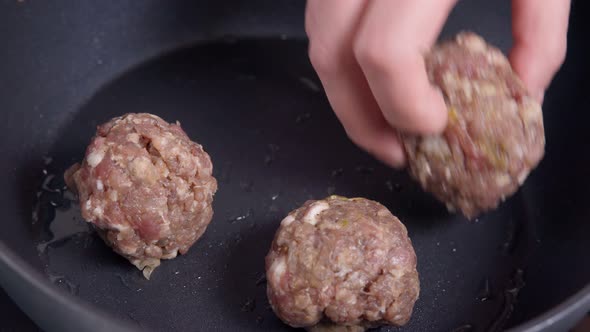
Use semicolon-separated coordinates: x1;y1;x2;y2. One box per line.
0;1;589;332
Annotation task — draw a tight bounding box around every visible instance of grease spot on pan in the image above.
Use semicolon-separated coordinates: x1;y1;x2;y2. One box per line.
33;166;91;255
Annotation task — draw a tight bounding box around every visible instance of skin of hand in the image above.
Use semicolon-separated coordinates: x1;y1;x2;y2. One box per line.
305;0;571;168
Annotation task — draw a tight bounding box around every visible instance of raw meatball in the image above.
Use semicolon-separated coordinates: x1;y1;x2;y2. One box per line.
65;113;217;278
402;32;545;219
265;196;419;331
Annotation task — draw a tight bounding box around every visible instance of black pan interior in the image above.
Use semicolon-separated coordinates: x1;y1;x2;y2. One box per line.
1;1;589;332
29;39;539;332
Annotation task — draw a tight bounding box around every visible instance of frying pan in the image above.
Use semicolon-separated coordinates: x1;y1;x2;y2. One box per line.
0;0;589;331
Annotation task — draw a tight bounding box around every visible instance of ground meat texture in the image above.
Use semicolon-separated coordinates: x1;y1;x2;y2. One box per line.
65;113;217;279
265;196;419;331
401;32;545;219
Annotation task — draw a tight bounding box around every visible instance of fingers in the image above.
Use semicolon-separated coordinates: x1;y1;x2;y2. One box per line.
510;0;571;101
353;0;457;134
306;0;406;167
321;63;407;168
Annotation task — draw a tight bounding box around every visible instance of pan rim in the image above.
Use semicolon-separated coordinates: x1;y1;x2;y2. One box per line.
0;240;588;331
506;283;590;332
0;241;140;332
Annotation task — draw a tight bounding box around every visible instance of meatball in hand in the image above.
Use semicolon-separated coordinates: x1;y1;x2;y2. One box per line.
402;32;545;219
305;0;569;168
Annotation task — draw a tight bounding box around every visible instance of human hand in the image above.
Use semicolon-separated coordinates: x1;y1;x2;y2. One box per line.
509;0;570;103
305;0;570;168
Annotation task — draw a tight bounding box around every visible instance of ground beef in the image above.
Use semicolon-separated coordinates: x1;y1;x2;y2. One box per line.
265;196;419;331
65;113;217;279
402;32;545;219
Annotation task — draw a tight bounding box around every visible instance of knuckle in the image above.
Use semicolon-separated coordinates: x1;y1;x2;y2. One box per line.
308;42;340;77
353;37;378;69
353;35;398;73
546;38;567;70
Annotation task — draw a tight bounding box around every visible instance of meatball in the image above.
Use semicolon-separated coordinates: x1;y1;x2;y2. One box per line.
65;113;217;279
265;196;419;331
401;32;545;219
